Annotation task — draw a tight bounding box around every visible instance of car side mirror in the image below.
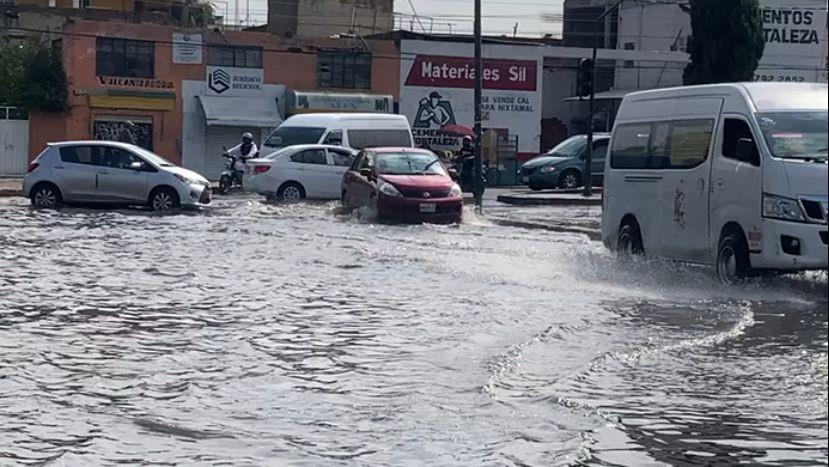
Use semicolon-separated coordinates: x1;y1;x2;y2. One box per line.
736;138;760;166
129;161;145;171
359;168;372;178
448;168;459;180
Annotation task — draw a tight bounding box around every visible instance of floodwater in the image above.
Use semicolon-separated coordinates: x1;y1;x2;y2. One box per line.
0;196;826;466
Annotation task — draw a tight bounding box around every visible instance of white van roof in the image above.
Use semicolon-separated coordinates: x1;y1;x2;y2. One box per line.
624;82;828;112
281;113;410;127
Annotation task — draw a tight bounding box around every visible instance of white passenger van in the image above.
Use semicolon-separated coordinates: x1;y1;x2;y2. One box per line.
261;113;414;155
602;82;828;284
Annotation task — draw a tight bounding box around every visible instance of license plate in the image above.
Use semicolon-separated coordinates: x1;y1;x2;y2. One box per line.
522;176;529;183
419;203;436;213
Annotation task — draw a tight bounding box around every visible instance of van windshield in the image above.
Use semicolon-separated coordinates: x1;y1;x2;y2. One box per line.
264;127;326;148
757;112;828;160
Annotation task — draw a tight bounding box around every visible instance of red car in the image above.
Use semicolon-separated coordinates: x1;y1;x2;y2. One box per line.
341;147;464;223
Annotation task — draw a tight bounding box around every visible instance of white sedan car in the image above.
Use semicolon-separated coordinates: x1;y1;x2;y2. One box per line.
243;145;358;201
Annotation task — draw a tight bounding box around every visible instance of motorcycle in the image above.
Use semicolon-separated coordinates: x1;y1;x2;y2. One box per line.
454;156;488;194
218;146;258;195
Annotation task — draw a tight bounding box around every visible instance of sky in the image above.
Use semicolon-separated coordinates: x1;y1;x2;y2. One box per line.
237;0;566;38
392;0;566;37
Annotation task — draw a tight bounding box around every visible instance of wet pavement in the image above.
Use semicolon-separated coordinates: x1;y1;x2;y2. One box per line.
0;196;826;466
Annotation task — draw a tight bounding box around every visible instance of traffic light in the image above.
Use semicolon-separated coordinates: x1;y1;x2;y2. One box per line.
577;58;594;98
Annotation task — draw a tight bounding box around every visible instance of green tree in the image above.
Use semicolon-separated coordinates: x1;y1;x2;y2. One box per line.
683;0;765;85
23;47;68;112
0;39;67;111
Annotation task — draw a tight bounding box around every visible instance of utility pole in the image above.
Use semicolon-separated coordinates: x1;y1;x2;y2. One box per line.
584;0;623;197
473;0;483;210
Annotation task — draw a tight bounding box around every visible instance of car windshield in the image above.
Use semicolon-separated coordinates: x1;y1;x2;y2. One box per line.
131;146;175;167
543;136;587;158
264;127;326;148
757;112;828;160
376;152;447;176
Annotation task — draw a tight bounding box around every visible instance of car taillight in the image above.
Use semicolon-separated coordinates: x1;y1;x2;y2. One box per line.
27;162;39;173
253;165;271;175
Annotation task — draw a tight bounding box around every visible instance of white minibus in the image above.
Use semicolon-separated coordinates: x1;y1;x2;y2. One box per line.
261;113;414;155
602;82;828;284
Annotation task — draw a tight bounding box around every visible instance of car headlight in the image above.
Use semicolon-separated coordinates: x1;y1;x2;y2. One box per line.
378;181;403;197
540;165;557;174
449;183;462;197
174;173;198;185
763;194;805;222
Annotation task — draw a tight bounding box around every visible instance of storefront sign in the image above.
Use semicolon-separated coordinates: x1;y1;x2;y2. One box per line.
205;66;263;96
753;67;821;83
759;0;827;73
289;91;392;114
405;55;538;91
173;33;203;64
400;40;542;154
97;76;175;91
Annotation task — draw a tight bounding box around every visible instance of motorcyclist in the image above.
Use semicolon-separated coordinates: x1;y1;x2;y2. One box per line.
456;136;475;186
226;132;259;175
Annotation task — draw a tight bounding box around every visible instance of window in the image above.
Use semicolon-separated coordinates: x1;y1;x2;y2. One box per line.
757;112;828;160
667;119;713;168
324;130;343;146
207;45;263;68
265;127;326;149
611;120;713;170
347;129;412;150
329;149;353;166
624;42;635;68
291;149;327;165
96;38;154;78
610;123;651;169
723;119;755;160
317;52;372;90
593;141;609;160
376;152;446;176
59;146;103;165
101;147;142;170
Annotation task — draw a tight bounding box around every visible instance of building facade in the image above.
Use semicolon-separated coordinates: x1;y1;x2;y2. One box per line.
267;0;394;38
29;18;400;179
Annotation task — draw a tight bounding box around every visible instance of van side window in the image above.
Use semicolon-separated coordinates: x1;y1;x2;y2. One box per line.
722;119;756;160
610;124;651;169
667;119;714;169
649;123;671;169
324;130;343;146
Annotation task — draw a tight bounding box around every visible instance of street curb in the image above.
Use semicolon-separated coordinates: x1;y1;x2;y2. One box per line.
489;218;601;240
0;189;22;198
496;194;602;206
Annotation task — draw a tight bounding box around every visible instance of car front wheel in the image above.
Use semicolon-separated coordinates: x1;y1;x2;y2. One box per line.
558;170;581;190
150;187;180;212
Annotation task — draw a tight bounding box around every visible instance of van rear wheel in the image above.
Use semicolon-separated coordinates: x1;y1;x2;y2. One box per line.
617;221;644;257
717;233;750;285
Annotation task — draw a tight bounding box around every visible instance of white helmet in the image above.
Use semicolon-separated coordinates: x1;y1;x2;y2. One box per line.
242;132;254;141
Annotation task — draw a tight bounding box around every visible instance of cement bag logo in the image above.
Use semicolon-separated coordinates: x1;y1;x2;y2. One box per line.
413;91;456;129
208;69;231;94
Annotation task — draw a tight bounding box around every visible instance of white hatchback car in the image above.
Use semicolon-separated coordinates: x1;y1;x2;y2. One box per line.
244;145;358;201
23;141;211;211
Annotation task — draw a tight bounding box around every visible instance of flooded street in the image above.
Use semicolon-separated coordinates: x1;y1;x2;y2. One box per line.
0;196;826;466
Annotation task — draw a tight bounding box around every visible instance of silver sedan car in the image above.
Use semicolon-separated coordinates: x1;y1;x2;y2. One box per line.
23;141;211;211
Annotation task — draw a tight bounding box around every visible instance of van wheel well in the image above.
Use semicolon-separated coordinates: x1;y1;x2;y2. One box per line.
617;214;644;255
719;222;746;245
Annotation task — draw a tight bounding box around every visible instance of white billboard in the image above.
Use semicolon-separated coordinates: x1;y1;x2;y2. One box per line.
205;66;264;96
400;40;543;156
757;0;828;82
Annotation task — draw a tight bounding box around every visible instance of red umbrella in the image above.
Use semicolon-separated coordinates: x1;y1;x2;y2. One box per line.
439;124;474;137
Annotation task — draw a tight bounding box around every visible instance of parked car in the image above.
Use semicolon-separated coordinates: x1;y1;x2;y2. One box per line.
243;145;359;201
341;147;463;223
261;113;414;155
518;134;611;190
602;82;828;284
24;141;211;211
